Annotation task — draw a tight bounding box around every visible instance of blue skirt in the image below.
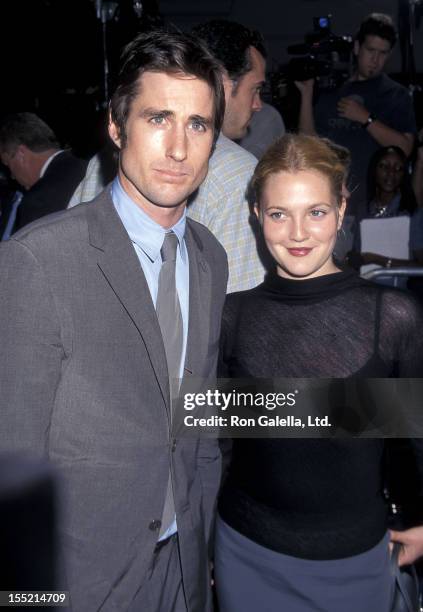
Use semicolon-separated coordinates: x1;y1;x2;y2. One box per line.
214;515;393;612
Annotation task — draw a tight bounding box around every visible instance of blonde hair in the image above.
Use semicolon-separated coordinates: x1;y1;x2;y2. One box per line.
252;133;350;206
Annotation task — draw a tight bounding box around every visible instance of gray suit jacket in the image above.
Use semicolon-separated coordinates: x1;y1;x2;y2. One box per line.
0;189;228;611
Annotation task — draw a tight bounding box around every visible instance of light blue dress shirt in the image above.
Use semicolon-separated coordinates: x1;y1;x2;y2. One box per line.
112;177;190;539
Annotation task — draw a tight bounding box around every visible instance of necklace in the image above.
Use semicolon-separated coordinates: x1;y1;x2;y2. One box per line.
373;203;388;217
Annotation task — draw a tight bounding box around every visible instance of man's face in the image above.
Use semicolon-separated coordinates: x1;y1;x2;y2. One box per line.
354;35;391;80
0;146;35;190
109;71;215;219
222;46;266;140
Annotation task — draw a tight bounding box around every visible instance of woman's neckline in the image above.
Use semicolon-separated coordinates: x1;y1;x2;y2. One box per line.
260;268;361;304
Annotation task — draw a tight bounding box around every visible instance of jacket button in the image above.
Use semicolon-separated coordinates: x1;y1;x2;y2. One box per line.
171;439;177;452
149;519;162;531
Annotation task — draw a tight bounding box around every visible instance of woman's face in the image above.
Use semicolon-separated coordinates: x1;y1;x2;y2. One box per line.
375;151;405;195
256;170;345;280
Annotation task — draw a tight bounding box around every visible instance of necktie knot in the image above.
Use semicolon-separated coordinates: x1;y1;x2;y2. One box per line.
161;232;178;263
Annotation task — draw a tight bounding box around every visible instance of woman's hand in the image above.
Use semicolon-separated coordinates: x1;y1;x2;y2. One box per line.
360;252;387;266
390;526;423;566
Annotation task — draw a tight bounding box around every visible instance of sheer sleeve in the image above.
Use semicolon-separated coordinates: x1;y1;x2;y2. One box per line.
379;290;423;377
379;290;423;497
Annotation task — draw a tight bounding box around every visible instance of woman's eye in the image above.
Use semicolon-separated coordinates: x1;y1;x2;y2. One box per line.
310;209;326;217
270;212;284;220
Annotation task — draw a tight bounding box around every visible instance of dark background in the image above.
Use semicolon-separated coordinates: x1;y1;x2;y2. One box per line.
1;0;422;156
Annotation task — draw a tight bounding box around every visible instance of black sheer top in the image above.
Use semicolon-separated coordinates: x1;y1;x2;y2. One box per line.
218;270;423;560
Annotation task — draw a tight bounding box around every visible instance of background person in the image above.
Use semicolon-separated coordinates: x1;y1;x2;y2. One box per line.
296;13;416;221
192;19;266;141
238;101;285;160
215;134;423;612
348;146;421;279
366;146;416;218
0;168;22;241
0;112;87;233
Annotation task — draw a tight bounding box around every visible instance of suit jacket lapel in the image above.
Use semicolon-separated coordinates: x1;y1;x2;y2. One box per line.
86;189;170;409
184;221;212;377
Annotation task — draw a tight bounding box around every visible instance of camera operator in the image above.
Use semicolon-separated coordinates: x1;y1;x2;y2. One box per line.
296;13;416;220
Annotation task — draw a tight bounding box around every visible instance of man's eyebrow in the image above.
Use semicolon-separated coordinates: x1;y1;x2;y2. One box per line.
139;109;213;127
365;44;389;52
139;108;174;118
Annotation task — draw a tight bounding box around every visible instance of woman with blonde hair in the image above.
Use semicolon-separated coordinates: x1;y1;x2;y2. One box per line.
215;133;423;612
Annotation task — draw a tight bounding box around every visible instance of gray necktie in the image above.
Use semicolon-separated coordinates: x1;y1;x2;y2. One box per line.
156;231;183;538
156;232;183;389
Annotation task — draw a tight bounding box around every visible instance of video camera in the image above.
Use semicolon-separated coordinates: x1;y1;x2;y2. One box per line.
282;15;353;91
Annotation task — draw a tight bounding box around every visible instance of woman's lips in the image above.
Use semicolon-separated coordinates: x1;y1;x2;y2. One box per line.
287;248;313;257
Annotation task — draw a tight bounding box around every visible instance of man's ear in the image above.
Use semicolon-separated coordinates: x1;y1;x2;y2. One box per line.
221;71;235;100
15;144;28;162
108;115;122;149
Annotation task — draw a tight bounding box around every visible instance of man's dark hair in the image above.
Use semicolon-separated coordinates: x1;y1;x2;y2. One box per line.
356;13;397;48
192;20;266;88
110;29;225;148
0;113;59;156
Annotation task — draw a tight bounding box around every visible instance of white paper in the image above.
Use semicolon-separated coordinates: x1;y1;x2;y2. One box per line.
360;216;410;276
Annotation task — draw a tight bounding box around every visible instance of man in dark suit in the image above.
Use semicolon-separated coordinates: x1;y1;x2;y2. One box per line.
0;31;227;612
0;112;87;233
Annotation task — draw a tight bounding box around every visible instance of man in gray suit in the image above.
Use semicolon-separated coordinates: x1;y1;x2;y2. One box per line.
0;31;228;611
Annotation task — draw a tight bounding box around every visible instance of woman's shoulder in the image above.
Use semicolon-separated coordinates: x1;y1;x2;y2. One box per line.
225;284;264;302
223;285;264;323
333;276;423;333
354;280;423;341
378;286;423;328
225;284;265;303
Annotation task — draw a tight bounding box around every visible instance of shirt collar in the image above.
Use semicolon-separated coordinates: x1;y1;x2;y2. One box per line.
40;150;63;178
111;176;187;263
